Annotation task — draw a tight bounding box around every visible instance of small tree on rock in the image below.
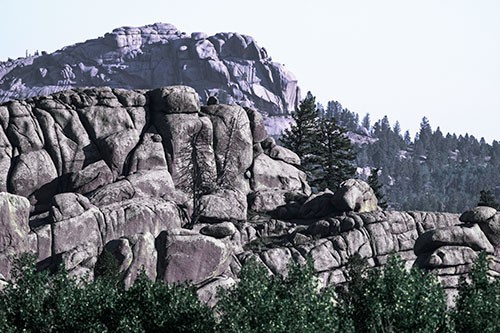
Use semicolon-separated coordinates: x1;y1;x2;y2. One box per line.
478;189;499;209
368;167;388;209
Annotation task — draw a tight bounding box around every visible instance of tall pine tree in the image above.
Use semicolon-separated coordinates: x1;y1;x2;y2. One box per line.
281;91;319;161
310;117;356;191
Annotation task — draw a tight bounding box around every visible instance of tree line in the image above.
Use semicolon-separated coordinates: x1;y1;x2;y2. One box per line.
286;93;500;212
1;252;497;332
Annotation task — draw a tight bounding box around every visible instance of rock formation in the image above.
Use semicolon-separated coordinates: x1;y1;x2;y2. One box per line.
0;23;300;124
0;86;498;306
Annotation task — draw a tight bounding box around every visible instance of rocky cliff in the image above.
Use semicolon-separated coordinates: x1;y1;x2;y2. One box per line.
0;23;299;122
0;86;498;305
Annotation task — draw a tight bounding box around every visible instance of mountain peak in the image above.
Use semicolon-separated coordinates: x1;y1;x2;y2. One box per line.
0;23;300;116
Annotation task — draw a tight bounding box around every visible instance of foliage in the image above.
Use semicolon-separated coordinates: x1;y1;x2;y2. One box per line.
281;91;320;162
478;189;500;209
215;255;340;332
310;117;356;191
282;92;356;191
316;104;500;212
2;253;500;332
338;254;448;332
0;253;216;332
451;252;500;332
367;168;388;209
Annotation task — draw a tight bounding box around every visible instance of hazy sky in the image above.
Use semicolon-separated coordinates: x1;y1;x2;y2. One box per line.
1;0;499;141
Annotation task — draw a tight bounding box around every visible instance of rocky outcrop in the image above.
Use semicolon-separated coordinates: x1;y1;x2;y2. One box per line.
0;23;300;121
0;85;308;283
0;86;498;307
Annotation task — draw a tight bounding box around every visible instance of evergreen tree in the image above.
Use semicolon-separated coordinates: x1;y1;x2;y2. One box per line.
367;168;388;209
310;117;356;191
362;113;371;132
281;91;319;163
478;189;499;209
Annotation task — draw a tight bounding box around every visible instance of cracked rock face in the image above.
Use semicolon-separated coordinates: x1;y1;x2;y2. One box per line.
0;85;498;308
0;85;309;285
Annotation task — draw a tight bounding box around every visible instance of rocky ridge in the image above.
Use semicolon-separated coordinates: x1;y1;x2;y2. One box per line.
0;86;498;306
0;23;299;124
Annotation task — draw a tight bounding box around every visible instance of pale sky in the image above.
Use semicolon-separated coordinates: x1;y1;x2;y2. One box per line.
1;0;499;142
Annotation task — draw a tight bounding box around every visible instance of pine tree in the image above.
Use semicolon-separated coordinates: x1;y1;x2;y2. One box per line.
478;189;499;209
368;168;388;209
310;117;356;191
281;91;319;163
362;113;371;132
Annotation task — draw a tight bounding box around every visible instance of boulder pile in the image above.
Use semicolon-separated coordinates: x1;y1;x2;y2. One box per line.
0;86;497;306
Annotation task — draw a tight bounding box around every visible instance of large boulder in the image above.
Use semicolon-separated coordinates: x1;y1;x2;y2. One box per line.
201;104;253;192
251;154;310;194
158;229;231;284
460;206;497;223
199;189;247;222
0;193;30;279
149;86;200;114
331;179;378;213
101;232;157;289
414;224;494;255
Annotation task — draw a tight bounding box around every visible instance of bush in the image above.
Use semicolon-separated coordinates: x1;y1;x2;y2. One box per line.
2;252;500;332
215;255;340;332
451;252;500;332
0;254;216;332
338;254;448;332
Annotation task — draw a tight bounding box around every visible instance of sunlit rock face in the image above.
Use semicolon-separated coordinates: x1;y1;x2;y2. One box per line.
0;23;300;121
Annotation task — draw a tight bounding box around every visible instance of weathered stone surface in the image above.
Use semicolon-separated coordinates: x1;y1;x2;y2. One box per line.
201;104;253;191
8;150;58;205
248;190;288;213
244;107;267;143
67;160;113;194
0;82;497;305
460;206;497;223
126;169;175;199
478;213;500;246
50;192;92;222
267;145;300;166
199;189;247;222
251;154;310;194
100;129;140;177
149;86;200;114
99;198;182;243
88;179;135;207
331;179;378;213
127;129;168;174
200;222;237;238
52;206;103;255
260;247;292;276
0;193;30;279
197;276;236;307
122;232;157;289
420;246;479;268
414;224;494;255
160;230;231;284
102;238;133;274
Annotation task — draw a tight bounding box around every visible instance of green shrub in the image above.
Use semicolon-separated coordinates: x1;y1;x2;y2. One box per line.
452;252;500;332
0;254;216;332
215;255;340;332
338;254;448;332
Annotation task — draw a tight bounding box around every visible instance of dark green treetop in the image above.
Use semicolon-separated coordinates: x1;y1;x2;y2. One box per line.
368;167;388;209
